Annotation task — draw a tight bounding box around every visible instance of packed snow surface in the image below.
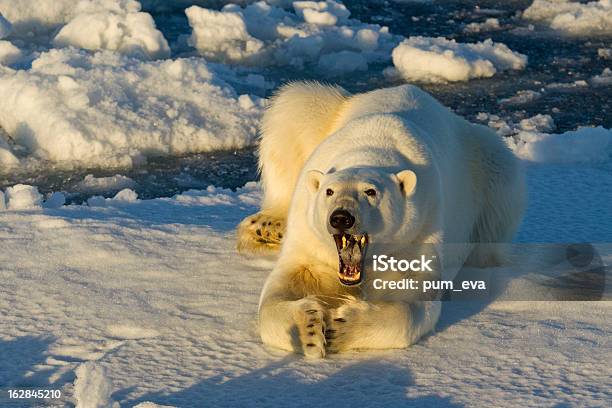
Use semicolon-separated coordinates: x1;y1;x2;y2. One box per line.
391;36;527;83
74;362;119;408
0;178;610;407
523;0;612;37
0;48;262;169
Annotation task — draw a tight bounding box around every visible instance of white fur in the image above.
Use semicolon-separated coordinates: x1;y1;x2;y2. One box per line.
240;82;525;357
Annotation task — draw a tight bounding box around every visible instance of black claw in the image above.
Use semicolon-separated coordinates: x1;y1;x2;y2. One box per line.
307;323;314;328
333;318;347;323
306;343;316;347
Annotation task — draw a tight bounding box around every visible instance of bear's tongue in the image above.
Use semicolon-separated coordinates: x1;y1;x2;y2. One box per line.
333;233;368;286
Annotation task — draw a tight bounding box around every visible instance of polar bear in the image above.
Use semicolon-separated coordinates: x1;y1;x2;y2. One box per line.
237;82;525;357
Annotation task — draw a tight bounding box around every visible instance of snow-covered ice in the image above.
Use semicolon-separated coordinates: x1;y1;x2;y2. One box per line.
3;183;43;210
510;126;612;164
598;48;612;59
76;174;137;194
390;37;527;83
498;89;542;106
476;111;612;164
0;11;11;38
0;1;610;406
464;18;501;33
0;177;610;406
52;0;170;59
591;68;612;86
0;127;19;166
0;48;262;168
523;0;612;37
186;0;398;73
0;40;22;65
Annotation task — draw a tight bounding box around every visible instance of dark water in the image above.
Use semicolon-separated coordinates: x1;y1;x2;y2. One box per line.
1;0;610;202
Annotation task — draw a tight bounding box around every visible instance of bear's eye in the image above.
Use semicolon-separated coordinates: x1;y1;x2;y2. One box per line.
364;189;377;197
326;188;334;196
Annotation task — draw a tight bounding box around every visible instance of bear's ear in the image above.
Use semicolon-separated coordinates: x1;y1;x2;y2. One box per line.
395;170;417;196
307;170;324;193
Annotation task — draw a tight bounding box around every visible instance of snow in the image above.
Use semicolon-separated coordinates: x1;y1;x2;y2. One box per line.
52;0;170;60
4;183;43;209
0;1;169;58
498;89;542;105
590;68;612;86
518;113;555;132
74;362;119;408
0;40;22;65
106;324;160;340
318;50;368;75
186;1;398;73
523;0;612;37
510;126;612;164
0;0;75;36
598;48;612;59
476;112;612;164
43;191;67;208
0;1;610;406
545;79;589;90
88;188;139;206
293;1;351;26
0;48;262;168
76;174;137;194
391;37;527;83
0;128;19;166
464;18;501;33
0;179;610;406
0;11;11;38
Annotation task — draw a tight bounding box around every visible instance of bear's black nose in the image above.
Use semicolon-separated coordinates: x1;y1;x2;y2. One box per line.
330;209;355;230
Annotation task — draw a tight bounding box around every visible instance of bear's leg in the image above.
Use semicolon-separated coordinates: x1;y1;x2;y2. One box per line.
237;82;349;253
259;296;329;358
326;300;441;353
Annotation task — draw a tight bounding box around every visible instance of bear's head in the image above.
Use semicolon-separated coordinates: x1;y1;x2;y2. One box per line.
306;167;420;286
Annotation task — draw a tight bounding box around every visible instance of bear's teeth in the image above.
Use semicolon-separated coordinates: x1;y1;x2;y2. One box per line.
342;235;347;248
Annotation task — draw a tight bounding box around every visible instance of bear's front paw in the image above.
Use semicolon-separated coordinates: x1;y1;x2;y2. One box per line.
293;298;328;358
325;301;369;353
237;212;286;253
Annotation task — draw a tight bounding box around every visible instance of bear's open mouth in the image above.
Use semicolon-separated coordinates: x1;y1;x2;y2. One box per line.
332;233;368;286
